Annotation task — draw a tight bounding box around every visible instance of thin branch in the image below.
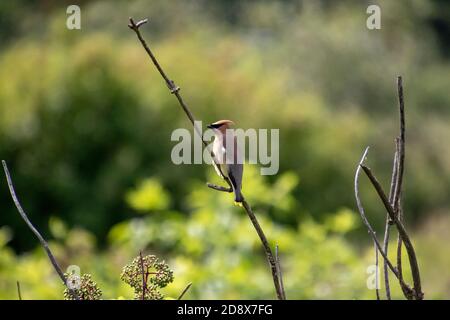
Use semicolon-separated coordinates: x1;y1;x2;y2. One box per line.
354;149;414;298
275;245;286;300
396;205;404;291
241;200;283;299
177;282;193;300
381;220;391;300
355;149;396;273
361;164;422;299
382;144;399;300
389;140;401;211
374;240;380;300
358;76;423;300
393;136;405;291
127;17;232;190
128;17;284;300
16;281;22;300
206;183;232;193
2;160;78;299
382;78;406;300
392;76;406;216
393;76;407;296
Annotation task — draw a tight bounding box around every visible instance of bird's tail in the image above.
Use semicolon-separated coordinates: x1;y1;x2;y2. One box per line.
234;188;243;203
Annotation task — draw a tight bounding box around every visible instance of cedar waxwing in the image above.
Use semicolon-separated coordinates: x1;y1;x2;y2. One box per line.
207;120;244;203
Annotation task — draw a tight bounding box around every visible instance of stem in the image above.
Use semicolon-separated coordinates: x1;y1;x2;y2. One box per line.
127;17;285;299
2;160;78;300
275;245;286;299
127;18;231;189
383;145;399;300
361;165;422;299
392;77;406;215
374;240;380;300
178;282;193;300
354;149;400;278
17;281;22;300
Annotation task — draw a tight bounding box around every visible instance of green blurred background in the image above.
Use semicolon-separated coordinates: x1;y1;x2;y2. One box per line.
0;0;449;299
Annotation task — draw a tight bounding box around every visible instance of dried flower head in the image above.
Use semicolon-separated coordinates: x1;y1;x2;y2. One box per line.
121;254;173;300
63;273;102;300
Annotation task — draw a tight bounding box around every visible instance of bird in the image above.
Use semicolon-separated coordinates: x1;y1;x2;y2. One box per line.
206;119;244;204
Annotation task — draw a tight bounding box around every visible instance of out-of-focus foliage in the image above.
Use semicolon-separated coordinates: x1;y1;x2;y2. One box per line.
0;0;449;299
126;179;170;213
0;169;367;299
1;0;450;249
1;169;448;299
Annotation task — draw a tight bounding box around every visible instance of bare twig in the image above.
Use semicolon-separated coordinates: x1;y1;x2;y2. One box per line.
354;149;399;277
382;145;399;300
381;218;391;299
206;183;232;193
391;142;401;202
177;282;193;300
2;160;78;299
241;199;283;299
16;281;22;300
128;17;284;300
127;17;232;190
354;149;415;300
361;165;422;299
393;76;407;295
374;240;380;300
396;205;404;292
275;245;286;300
358;77;422;300
392;77;406;216
393;137;405;293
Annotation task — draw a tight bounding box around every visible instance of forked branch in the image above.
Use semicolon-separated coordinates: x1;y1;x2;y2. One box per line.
354;76;423;300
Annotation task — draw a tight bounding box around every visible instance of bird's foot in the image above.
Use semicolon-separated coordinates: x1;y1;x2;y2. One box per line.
234;201;244;207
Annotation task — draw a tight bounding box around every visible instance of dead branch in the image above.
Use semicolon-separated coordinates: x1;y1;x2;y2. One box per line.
275;245;286;300
206;183;232;193
374;240;380;300
2;160;78;299
392;77;406;215
382;140;400;300
355;149;401;277
361;164;422;299
127;17;285;300
354;76;423;300
381;216;391;299
127;18;231;190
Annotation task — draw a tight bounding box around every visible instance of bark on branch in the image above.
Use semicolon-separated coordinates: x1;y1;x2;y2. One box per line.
353;76;423;300
127;17;285;300
2;160;78;299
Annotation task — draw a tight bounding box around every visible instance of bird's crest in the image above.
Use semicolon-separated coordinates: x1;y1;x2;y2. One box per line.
208;119;234;129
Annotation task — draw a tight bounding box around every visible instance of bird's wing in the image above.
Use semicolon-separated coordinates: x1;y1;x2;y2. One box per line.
227;136;243;190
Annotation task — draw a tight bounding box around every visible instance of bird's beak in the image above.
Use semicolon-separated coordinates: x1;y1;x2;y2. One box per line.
207;124;214;129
